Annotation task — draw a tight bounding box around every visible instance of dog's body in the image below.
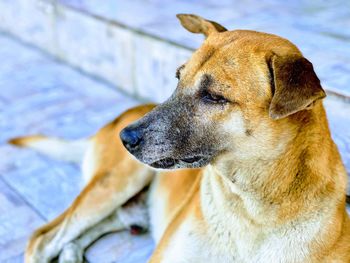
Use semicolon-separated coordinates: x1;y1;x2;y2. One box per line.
10;14;350;262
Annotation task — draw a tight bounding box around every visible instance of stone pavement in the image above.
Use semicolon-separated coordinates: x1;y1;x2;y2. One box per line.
0;34;153;263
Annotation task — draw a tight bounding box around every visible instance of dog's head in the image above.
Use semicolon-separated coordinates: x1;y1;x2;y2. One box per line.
120;14;326;170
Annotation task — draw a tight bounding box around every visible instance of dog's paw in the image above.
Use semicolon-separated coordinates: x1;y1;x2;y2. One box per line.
59;242;83;263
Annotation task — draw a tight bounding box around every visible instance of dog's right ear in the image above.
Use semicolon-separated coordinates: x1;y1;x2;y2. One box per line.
176;14;227;37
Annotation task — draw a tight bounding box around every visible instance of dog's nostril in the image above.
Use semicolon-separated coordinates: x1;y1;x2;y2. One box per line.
120;128;143;149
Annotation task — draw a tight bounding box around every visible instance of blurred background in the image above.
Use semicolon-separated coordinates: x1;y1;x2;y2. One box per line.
0;0;349;262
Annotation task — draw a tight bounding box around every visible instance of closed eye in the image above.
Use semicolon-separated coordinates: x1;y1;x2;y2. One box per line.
201;89;229;104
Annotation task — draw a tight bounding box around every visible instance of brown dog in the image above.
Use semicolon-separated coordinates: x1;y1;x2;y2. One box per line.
10;14;350;263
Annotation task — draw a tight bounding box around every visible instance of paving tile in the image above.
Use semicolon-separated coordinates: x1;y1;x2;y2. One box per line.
85;231;154;263
1;147;82;221
2;254;24;263
0;178;44;262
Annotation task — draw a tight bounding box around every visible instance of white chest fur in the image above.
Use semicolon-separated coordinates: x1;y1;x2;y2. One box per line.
193;167;325;263
149;166;331;263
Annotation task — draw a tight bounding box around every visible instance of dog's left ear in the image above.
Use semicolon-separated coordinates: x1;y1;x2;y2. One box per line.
268;54;326;120
176;14;227;37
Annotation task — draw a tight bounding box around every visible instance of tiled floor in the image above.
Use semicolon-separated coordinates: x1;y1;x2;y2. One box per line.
0;34;153;262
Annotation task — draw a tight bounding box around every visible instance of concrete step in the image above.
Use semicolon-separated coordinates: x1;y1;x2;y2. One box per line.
1;0;350;102
0;0;350;102
0;34;153;263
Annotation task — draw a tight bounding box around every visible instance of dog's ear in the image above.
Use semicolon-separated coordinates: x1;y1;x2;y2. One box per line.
176;14;227;37
268;54;326;120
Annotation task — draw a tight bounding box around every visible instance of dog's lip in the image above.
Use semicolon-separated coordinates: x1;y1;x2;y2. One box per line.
180;156;204;163
150;156;205;169
150;158;176;169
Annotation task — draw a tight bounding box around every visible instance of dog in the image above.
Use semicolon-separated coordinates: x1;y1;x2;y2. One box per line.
9;14;350;263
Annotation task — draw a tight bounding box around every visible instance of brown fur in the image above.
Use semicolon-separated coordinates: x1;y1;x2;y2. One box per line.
8;135;46;147
9;14;349;263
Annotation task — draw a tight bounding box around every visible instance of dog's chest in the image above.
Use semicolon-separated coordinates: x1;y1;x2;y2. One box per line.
149;170;324;263
188;171;323;263
163;208;321;262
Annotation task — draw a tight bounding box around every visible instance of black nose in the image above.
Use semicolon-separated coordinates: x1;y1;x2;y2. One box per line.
120;127;143;151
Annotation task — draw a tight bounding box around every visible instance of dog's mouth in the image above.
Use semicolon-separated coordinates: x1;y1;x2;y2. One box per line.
150;156;208;169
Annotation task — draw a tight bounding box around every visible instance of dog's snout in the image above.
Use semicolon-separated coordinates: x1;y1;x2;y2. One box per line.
120;127;143;151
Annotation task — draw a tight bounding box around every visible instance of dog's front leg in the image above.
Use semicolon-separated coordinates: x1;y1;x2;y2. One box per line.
59;188;150;263
25;164;154;263
58;209;124;263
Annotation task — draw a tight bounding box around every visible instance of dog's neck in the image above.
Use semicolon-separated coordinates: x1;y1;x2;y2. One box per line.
199;107;348;260
205;105;346;225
